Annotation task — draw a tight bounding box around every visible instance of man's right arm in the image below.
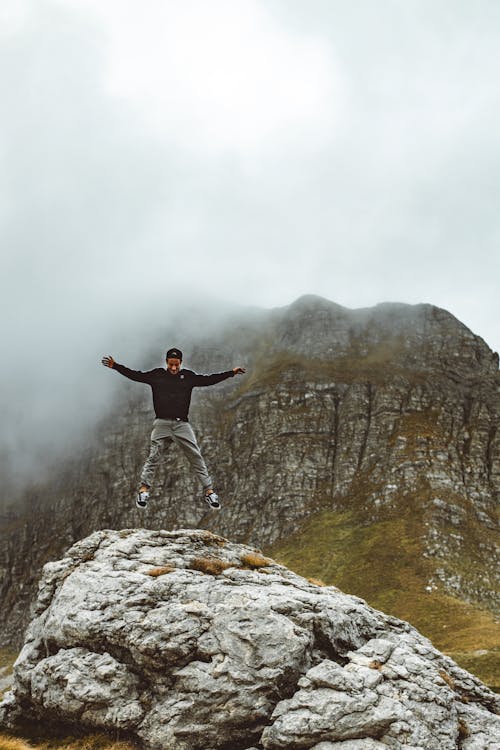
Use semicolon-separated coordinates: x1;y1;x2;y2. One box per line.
101;355;154;384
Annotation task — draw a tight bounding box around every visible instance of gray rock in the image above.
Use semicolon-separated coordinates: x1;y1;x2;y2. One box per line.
310;742;388;750
29;648;144;729
1;528;498;750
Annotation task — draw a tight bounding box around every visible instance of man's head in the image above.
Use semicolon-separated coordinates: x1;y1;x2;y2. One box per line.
166;347;183;375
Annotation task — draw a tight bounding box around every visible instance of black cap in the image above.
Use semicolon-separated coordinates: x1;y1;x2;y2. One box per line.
166;348;183;360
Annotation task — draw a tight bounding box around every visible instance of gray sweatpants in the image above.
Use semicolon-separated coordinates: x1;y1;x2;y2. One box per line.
140;418;212;490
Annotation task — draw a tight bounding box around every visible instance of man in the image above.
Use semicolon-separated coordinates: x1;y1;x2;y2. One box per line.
102;348;245;510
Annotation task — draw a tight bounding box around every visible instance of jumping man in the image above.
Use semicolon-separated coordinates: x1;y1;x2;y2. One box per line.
101;348;245;510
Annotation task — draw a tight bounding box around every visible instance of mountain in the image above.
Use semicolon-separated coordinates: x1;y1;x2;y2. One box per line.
0;295;498;686
1;528;498;749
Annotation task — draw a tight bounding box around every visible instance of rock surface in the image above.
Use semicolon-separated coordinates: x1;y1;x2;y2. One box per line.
1;296;499;653
1;528;498;750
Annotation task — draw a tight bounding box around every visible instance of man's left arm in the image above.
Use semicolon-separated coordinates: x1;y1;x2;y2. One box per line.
191;367;246;387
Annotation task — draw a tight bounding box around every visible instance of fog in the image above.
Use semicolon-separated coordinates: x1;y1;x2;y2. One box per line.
1;0;500;500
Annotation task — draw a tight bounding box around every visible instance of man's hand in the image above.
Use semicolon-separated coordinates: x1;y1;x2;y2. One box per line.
102;355;115;368
233;366;246;375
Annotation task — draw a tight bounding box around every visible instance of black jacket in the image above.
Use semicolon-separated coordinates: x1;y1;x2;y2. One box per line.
112;363;235;421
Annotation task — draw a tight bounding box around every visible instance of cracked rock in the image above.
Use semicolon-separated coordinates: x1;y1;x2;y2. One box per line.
1;529;499;750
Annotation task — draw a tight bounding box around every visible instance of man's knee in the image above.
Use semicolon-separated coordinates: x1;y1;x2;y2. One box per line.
147;440;163;459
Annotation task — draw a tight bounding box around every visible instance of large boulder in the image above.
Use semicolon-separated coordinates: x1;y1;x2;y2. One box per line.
1;528;498;749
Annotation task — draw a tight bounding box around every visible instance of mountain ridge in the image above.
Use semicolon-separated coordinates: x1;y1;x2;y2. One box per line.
0;295;498;689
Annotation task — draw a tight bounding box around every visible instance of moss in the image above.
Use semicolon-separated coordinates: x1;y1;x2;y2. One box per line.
0;649;17;673
0;648;17;699
231;349;427;398
0;736;33;750
240;552;272;569
146;566;175;577
198;532;227;547
389;410;444;450
438;670;456;690
458;719;470;739
189;557;233;576
0;734;137;750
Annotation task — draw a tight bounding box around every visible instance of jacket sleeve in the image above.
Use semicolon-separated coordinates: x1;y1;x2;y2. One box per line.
190;371;235;387
112;363;156;384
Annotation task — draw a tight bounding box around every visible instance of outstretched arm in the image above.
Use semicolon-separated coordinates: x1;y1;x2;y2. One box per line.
101;355;155;384
191;367;246;387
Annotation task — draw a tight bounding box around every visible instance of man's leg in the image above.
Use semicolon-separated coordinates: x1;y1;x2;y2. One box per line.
140;438;170;490
139;419;174;492
172;422;213;491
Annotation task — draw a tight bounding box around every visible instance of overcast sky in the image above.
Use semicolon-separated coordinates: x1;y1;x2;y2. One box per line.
1;0;500;494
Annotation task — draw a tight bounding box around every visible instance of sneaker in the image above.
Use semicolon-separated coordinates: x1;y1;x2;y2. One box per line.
204;491;221;510
136;490;150;509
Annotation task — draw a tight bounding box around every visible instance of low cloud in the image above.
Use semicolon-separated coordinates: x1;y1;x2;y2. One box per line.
1;0;499;498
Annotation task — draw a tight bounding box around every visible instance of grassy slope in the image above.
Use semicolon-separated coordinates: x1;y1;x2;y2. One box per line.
269;507;500;691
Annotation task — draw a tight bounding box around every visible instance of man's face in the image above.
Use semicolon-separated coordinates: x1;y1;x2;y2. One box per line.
166;357;182;375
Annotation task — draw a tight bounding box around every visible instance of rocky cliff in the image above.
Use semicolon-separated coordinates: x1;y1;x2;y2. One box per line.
0;296;499;680
1;528;499;750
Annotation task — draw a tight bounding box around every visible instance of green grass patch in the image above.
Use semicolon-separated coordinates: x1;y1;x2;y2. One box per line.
231;347;427;397
269;507;500;690
447;650;500;693
0;649;17;672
